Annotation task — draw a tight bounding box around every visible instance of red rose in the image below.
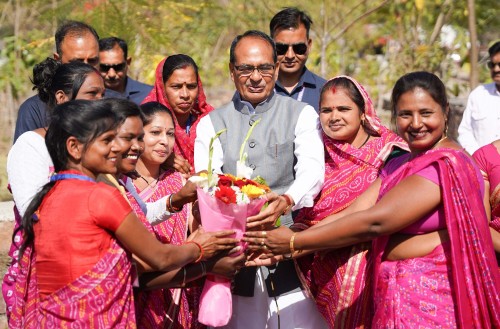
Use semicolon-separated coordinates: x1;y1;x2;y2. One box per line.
215;186;237;204
218;175;233;187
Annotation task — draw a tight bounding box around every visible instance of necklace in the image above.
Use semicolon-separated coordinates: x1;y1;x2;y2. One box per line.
432;135;448;149
139;174;159;188
356;134;371;149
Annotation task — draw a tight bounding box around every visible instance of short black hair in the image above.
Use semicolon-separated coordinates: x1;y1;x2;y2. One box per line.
270;7;313;39
55;20;99;57
229;30;277;64
99;37;128;59
488;41;500;57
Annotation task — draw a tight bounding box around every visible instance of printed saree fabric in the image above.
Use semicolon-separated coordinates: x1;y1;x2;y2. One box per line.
292;75;407;328
2;205;22;319
8;240;136;328
373;148;500;328
141;57;214;169
127;169;204;329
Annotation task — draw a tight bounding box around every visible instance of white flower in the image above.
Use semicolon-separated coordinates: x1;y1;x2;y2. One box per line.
236;160;253;179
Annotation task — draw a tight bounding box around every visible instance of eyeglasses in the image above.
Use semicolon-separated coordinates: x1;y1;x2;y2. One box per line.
487;61;500;69
275;42;308;56
233;64;275;77
99;62;127;72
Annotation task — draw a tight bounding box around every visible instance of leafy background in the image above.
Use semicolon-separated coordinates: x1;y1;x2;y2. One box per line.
0;0;499;201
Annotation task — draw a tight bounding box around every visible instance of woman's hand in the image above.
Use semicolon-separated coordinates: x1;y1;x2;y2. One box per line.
246;192;288;230
245;250;281;267
207;253;246;279
243;226;294;255
188;226;238;260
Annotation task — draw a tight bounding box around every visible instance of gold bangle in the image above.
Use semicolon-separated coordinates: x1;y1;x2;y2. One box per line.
290;232;297;254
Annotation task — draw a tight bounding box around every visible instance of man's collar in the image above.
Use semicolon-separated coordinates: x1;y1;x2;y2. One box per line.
233;91;276;114
275;66;317;92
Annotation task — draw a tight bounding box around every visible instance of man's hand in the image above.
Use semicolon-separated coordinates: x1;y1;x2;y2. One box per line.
246;193;292;230
163;153;192;178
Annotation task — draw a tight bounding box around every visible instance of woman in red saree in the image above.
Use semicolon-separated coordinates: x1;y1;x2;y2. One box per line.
292;76;407;328
142;55;214;172
246;72;500;328
9;99;238;329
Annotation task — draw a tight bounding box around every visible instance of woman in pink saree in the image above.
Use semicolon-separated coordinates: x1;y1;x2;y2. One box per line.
246;71;500;328
123;101;245;328
292;76;407;328
142;54;214;173
129;101;201;328
8;99;238;329
473;139;500;257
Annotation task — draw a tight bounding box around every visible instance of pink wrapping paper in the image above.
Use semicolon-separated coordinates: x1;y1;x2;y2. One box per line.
196;188;266;327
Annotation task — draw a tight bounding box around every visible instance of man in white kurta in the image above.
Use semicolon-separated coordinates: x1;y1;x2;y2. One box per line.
194;30;327;329
458;41;500;154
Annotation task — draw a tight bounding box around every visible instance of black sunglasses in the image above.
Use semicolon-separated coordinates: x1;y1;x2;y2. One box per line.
487;61;500;69
99;62;127;72
275;42;308;56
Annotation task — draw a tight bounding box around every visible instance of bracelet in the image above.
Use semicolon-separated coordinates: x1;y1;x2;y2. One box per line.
181;267;187;288
200;261;207;276
185;241;204;263
166;194;182;213
290;232;301;255
281;194;293;215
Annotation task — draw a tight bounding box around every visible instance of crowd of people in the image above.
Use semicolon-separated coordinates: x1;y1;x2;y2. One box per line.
2;6;500;329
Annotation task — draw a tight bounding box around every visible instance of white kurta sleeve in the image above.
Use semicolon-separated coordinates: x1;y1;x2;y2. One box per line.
457;94;480;154
194;115;224;173
284;105;325;210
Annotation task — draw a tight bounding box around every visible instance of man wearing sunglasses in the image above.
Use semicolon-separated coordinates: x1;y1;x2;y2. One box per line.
194;30;326;329
458;41;500;154
13;20;101;142
98;37;152;105
270;7;326;111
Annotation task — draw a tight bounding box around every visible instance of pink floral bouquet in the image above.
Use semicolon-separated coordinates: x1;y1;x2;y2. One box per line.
189;123;269;327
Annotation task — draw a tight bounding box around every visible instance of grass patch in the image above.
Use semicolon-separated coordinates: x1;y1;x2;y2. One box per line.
0;153;13;202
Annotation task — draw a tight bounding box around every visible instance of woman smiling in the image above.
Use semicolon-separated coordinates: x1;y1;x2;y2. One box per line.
246;72;500;328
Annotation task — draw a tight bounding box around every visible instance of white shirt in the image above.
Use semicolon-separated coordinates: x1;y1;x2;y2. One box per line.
194;104;324;210
8;131;53;217
458;82;500;154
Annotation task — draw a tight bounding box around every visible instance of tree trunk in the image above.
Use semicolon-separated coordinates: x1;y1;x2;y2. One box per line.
467;0;479;89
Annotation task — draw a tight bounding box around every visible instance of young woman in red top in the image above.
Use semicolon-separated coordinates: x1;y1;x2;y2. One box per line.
10;99;238;328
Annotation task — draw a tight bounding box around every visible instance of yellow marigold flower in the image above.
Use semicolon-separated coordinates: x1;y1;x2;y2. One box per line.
241;185;265;199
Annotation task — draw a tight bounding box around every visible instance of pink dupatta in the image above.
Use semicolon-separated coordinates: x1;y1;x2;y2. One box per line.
292;76;407;328
373;148;500;328
141;57;214;169
127;170;204;329
8;240;136;328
